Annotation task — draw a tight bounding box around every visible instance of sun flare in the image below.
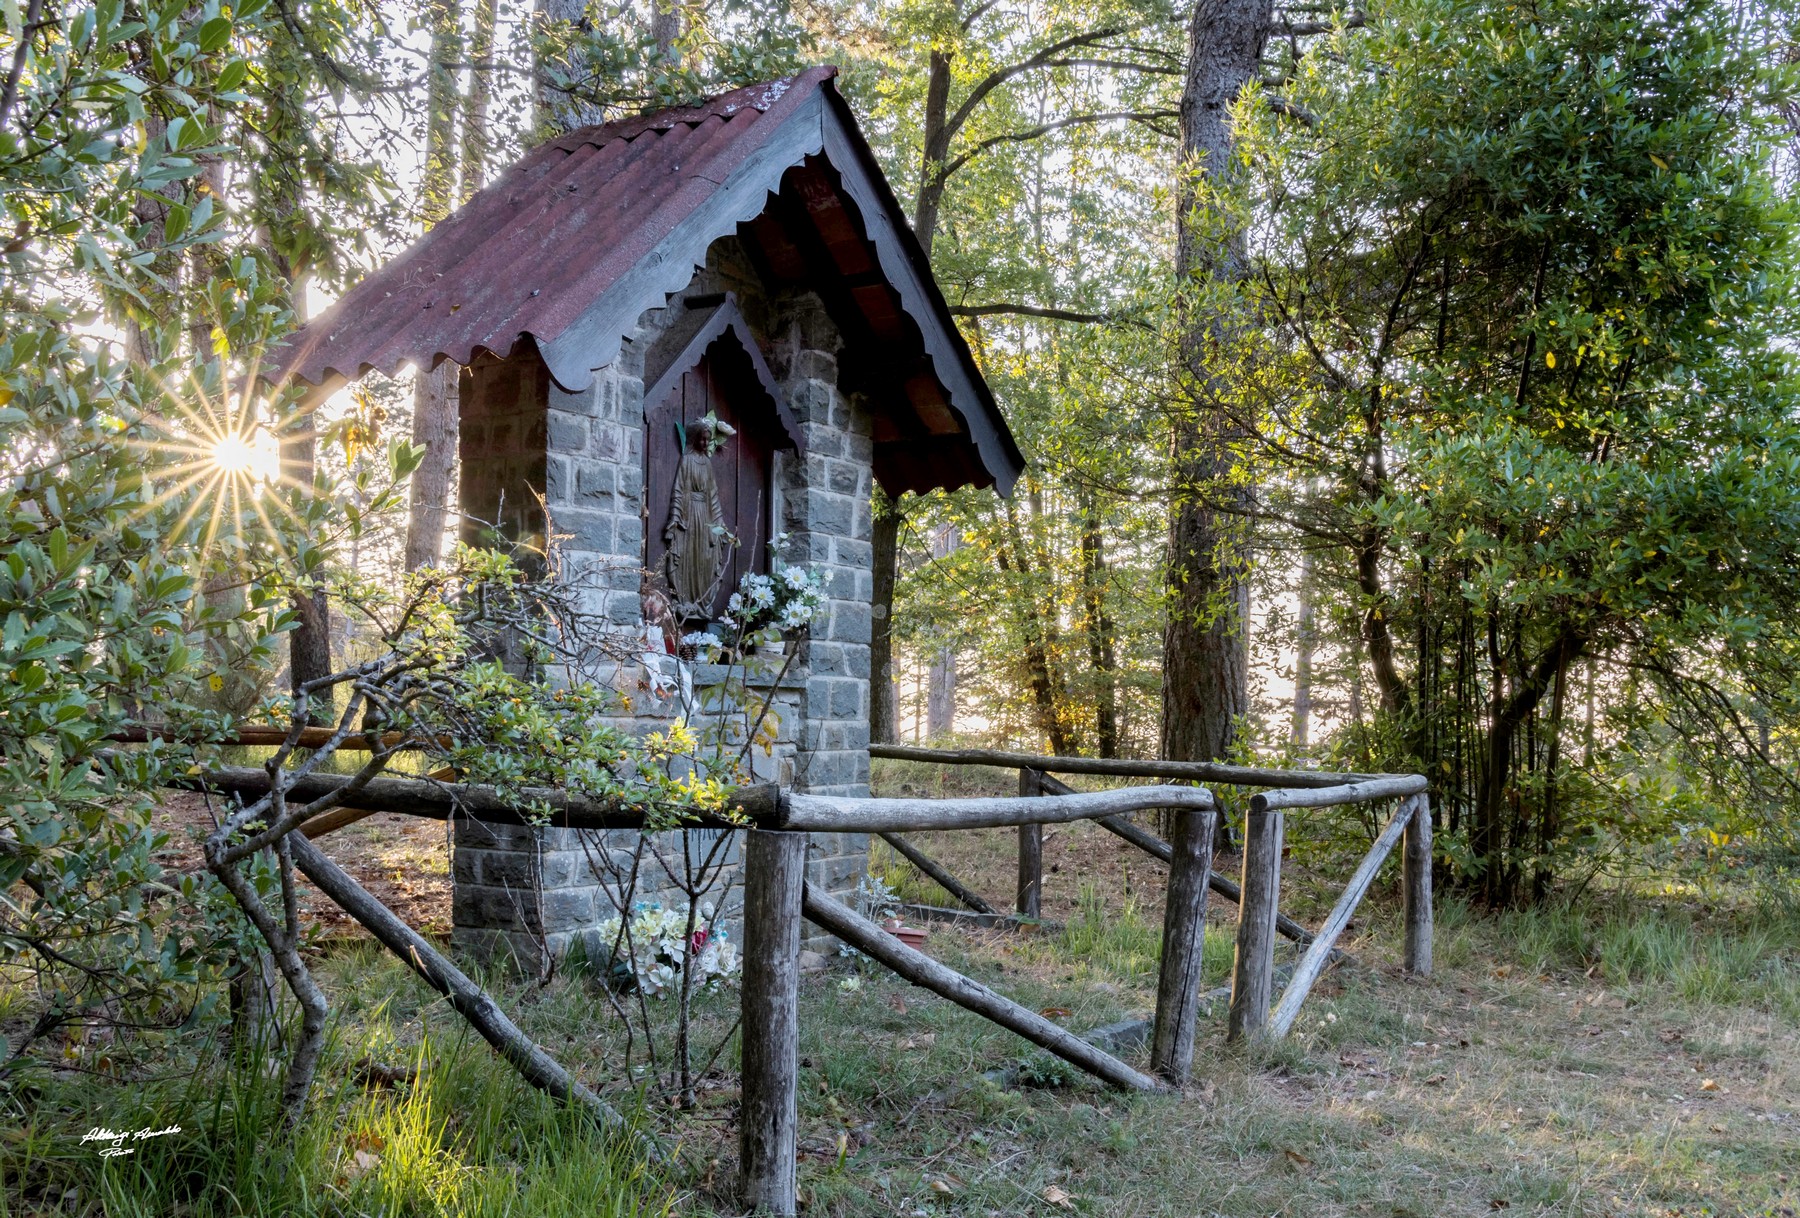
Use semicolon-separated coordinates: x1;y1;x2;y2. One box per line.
210;430;281;483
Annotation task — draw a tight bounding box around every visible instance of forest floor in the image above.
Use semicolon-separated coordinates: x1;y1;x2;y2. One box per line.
11;782;1799;1217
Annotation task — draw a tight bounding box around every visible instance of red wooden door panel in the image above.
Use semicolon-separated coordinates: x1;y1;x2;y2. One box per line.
644;346;778;622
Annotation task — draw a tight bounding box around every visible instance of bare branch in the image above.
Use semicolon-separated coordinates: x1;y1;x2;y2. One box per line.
943;26;1129;146
1272;12;1365;36
949;302;1153;328
942;109;1179;178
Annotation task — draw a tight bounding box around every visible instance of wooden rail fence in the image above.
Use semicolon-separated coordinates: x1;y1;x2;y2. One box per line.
124;729;1431;1218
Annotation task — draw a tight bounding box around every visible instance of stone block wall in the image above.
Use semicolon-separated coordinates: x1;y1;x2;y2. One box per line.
459;353;550;549
451;235;874;968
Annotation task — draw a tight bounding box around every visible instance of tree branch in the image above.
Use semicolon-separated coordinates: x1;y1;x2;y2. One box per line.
1036;57;1184;76
1272;12;1365;36
943;26;1128;146
1264;95;1317;126
943;109;1179;178
0;0;46;134
948;302;1152;327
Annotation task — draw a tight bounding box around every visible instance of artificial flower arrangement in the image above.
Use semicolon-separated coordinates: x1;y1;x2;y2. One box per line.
723;561;829;637
594;901;740;998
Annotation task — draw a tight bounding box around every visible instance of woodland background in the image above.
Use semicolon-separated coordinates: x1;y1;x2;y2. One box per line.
6;0;1800;1210
112;0;1800;907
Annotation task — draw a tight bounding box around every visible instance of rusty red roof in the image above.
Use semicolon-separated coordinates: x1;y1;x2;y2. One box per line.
269;66;1022;495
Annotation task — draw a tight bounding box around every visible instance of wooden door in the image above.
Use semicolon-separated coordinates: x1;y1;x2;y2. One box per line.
645;350;776;622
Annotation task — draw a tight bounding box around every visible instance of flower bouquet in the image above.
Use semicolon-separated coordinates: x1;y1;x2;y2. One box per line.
594;901;739;998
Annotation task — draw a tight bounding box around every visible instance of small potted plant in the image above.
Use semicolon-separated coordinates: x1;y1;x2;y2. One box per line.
882;916;929;952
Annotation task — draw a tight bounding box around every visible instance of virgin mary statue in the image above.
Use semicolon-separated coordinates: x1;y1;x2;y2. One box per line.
663;416;735;619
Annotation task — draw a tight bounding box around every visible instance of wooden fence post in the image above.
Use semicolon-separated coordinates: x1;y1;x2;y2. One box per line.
1228;808;1284;1042
739;829;806;1216
1017;768;1043;919
1403;793;1433;976
1151;807;1216;1084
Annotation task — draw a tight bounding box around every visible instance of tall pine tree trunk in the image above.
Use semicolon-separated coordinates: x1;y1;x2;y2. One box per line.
534;0;605;133
1078;490;1120;757
925;524;959;738
404;0;463;573
1161;0;1271;768
874;47;957;743
870;501;901;742
1291;551;1315;749
257;29;332;719
651;0;680;61
999;496;1073;755
459;0;497;204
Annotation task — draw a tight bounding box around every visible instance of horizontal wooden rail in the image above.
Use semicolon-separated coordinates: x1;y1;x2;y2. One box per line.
779;786;1213;833
1071;795;1324;952
154;759;768;831
870;742;1378;789
801;884;1164;1092
107;726;452;751
163;763;1211;838
1267;794;1420;1037
1249;774;1428;812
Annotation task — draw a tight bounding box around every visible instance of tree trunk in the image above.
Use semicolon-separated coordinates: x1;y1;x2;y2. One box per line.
1473;627;1582;905
534;0;606;133
459;0;498;205
125;114;171;367
1292;550;1315;749
912;49;954;257
255;28;331;720
870;503;901;743
1078;492;1120;757
866;47;955;746
651;0;681;62
999;498;1072;755
1161;0;1272;768
404;4;463;573
926;524;959;738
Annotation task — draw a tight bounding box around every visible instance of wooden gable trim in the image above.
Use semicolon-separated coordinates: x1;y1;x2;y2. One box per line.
815;90;1024;496
539;89;829;393
642;294;802;453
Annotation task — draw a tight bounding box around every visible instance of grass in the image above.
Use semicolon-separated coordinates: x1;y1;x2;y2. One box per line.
1;951;675;1218
8;842;1799;1216
755;892;1800;1217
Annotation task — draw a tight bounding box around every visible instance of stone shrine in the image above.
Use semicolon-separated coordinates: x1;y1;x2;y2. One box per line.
270;67;1023;966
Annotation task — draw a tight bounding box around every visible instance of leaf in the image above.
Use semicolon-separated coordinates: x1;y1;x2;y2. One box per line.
344;1148;381;1179
1649;153;1669;170
1043;1184;1076;1208
198;14;232;51
1544;351;1556;369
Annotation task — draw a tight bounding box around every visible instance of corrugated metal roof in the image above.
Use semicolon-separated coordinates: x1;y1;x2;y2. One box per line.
268;65;1024;495
273;71;826;396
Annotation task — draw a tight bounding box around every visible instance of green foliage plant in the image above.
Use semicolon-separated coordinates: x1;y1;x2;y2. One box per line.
1211;0;1800;902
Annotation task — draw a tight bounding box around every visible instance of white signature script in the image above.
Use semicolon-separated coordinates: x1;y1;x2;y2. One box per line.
80;1125;182;1158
